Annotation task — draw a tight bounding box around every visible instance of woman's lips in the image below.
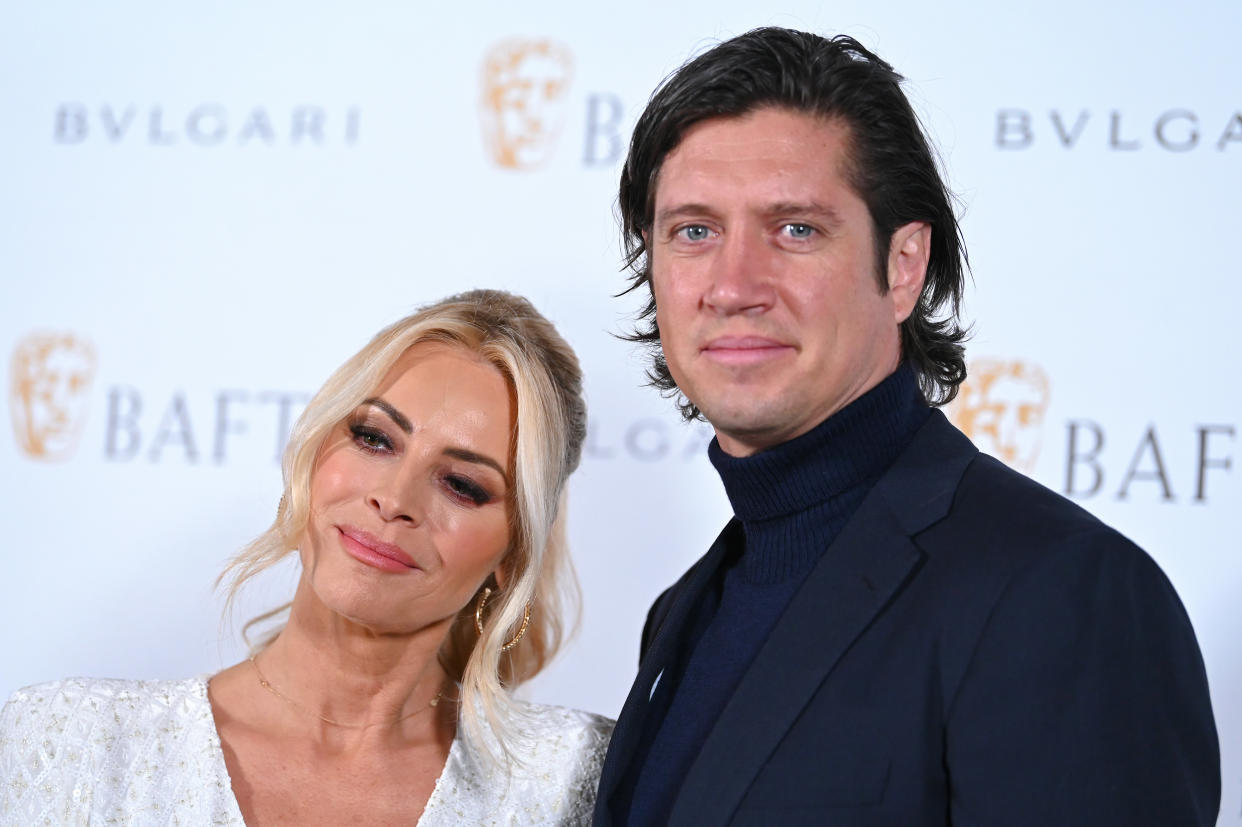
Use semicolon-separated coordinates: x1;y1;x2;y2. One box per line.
337;526;418;574
701;336;794;366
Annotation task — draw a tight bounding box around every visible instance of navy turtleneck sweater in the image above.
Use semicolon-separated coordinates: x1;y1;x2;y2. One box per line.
619;364;931;826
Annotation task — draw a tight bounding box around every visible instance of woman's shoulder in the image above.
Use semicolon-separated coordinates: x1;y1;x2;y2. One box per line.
510;698;615;747
6;674;208;701
3;675;210;729
503;702;614;821
1;675;215;768
1;676;242;824
420;700;614;826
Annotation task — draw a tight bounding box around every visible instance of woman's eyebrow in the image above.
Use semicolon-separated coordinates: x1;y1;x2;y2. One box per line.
445;447;509;483
359;399;510;483
360;397;412;434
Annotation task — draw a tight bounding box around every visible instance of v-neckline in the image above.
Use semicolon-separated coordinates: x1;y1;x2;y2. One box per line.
200;674;458;825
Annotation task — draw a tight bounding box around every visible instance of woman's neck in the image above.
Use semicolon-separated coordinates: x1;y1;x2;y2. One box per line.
206;577;462;826
232;582;457;752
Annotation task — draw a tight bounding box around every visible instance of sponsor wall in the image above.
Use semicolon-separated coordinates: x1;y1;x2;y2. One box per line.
3;1;1239;819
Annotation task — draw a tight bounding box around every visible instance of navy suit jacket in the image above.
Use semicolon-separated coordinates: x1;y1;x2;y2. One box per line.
594;411;1219;826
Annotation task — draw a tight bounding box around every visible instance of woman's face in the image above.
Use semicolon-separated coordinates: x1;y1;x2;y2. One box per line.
299;342;515;636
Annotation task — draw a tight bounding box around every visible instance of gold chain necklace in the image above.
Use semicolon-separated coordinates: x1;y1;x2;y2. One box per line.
249;655;444;729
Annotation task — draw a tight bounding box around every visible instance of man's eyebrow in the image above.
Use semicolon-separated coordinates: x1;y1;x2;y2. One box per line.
445;447;509;483
360;397;412;434
654;203;719;227
761;201;846;226
654;201;847;227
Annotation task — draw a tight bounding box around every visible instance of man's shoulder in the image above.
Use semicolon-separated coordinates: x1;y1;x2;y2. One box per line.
658;524;737;591
903;411;1121;548
640;519;743;653
879;415;1161;609
904;446;1179;631
948;450;1124;548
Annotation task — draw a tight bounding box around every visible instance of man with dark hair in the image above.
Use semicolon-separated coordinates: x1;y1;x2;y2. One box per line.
595;27;1219;826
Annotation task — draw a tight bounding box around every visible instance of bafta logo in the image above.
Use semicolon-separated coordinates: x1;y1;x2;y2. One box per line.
949;359;1051;474
480;38;574;170
10;332;97;461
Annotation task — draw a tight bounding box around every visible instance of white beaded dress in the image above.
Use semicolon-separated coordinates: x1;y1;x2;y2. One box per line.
0;677;612;826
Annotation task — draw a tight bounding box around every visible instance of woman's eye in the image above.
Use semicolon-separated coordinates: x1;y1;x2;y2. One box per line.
445;475;492;506
349;424;392;454
677;225;711;242
783;223;815;239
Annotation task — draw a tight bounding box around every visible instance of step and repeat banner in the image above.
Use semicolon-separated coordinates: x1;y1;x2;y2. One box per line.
3;1;1239;820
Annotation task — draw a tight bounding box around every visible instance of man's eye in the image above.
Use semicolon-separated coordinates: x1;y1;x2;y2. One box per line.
678;225;711;242
783;223;815;239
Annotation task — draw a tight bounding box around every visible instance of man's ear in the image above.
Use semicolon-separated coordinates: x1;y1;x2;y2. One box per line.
887;221;930;324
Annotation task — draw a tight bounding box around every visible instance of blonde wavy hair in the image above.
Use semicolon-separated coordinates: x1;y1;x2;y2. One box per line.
218;289;586;764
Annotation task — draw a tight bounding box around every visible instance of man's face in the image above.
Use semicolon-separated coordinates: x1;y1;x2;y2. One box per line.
649;107;928;456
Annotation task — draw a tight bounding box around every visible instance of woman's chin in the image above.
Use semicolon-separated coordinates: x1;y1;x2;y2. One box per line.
295;564;452;640
319;595;438;640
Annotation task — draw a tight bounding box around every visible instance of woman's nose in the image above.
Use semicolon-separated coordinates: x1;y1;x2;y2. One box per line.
368;472;421;524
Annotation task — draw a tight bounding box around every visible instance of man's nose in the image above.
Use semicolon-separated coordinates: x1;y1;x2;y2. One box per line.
704;230;775;315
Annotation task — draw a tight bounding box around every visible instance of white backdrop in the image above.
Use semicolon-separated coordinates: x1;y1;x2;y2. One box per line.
3;2;1239;822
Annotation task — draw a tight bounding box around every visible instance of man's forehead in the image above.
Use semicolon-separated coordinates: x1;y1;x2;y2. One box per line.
650;109;857;216
656;109;852;180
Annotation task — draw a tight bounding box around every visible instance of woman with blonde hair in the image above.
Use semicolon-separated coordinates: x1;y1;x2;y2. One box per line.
1;289;612;824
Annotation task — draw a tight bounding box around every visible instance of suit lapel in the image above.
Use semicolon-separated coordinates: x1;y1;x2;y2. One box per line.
669;411;976;825
595;521;741;823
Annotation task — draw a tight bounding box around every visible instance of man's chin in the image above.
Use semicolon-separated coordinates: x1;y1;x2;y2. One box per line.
704;408;793;457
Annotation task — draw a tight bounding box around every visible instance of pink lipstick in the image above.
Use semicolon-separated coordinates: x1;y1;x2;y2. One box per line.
337;526;417;573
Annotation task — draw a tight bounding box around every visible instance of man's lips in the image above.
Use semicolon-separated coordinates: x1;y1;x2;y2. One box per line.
337;526;418;573
701;336;794;365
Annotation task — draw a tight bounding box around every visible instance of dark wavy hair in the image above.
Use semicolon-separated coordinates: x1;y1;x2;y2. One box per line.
619;27;969;419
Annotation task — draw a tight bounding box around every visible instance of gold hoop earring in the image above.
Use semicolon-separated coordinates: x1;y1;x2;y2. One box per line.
474;587;532;652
